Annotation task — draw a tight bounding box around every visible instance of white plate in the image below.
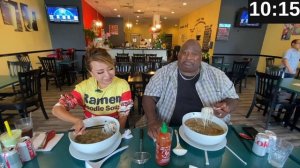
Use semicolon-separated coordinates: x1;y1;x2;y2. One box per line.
179;126;226;151
69;133;122;161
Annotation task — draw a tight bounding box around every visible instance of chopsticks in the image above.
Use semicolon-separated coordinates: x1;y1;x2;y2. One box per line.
68;124;105;132
225;146;247;166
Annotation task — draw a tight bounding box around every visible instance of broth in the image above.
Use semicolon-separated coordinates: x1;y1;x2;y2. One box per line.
185;118;224;136
74;129;113;144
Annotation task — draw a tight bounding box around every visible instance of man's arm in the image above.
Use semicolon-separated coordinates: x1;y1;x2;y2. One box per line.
282;58;293;73
142;95;162;139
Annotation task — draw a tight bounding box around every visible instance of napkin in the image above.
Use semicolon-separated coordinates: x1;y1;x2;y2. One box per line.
121;129;133;139
32;132;64;152
292;83;300;87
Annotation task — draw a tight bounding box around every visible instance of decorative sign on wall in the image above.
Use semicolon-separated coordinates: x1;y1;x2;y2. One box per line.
217;23;231;41
281;24;293;40
0;0;38;32
109;25;118;35
202;25;212;52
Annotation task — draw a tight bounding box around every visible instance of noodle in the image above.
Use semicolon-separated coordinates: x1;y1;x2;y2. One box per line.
185;118;224;136
75;129;113;144
201;107;214;129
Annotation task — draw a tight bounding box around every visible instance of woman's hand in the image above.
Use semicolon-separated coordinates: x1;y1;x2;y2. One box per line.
213;101;230;118
72;119;85;135
147;120;162;140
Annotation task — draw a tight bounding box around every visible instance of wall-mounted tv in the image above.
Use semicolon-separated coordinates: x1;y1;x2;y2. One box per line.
234;7;261;28
45;5;80;23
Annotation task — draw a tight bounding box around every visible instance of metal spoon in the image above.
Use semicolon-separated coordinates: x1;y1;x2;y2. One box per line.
132;129;151;164
172;129;187;156
85;146;128;168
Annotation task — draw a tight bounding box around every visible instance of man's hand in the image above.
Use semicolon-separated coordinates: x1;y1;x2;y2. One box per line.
147;120;162;140
213;101;230;118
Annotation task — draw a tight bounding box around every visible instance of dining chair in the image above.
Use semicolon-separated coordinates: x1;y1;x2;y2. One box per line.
245;71;292;129
115;62;132;74
81;55;88;80
211;56;225;71
0;69;48;132
227;61;249;93
266;57;275;68
16;53;33;70
7;61;31;93
148;56;163;71
116;53;129;57
145;54;157;61
38;57;62;91
265;66;285;78
242;57;253;88
115;56;130;63
136;72;155;114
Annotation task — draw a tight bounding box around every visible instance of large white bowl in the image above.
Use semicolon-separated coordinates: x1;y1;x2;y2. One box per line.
68;116;120;154
182;112;228;146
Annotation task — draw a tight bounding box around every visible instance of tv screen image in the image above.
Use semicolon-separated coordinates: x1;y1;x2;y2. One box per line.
46;6;79;23
235;8;260;28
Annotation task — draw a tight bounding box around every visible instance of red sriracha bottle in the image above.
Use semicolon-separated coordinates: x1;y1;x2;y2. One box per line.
155;122;171;166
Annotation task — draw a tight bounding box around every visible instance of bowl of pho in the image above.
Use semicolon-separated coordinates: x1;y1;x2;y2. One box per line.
68;116;120;154
182;108;228;146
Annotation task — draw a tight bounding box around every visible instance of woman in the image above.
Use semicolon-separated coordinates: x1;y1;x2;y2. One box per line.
52;48;133;134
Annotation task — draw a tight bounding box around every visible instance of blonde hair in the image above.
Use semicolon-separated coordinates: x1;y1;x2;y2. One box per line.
85;47;114;71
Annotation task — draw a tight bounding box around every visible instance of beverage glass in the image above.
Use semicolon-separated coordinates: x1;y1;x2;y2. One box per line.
267;139;294;168
14;117;33;138
0;129;22;148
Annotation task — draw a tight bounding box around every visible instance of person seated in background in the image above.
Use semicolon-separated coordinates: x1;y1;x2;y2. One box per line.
52;48;133;135
142;39;239;139
282;39;300;78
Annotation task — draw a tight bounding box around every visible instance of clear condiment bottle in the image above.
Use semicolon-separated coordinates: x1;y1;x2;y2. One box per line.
155;122;171;166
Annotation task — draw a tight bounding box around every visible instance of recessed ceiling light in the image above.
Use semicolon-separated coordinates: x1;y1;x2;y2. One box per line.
117;14;121;17
113;8;117;11
137;9;141;12
183;2;187;6
171;11;175;14
136;20;139;22
164;16;167;20
137;15;140;18
174;24;178;27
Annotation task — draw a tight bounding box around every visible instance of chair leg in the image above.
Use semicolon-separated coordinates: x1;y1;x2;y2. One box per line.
246;99;256;118
0;111;5;132
46;78;49;91
39;94;49;119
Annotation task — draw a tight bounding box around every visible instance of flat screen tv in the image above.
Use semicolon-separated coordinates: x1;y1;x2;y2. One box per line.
45;5;80;23
234;7;261;28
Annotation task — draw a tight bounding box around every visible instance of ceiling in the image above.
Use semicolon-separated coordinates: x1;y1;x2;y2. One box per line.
85;0;214;27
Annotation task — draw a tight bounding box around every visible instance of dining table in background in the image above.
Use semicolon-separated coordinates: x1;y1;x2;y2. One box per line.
279;78;300;131
23;125;300;168
0;75;19;89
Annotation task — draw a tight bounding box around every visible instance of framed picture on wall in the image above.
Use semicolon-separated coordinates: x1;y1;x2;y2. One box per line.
217;23;231;41
109;25;118;35
9;0;23;32
20;3;32;31
0;0;13;25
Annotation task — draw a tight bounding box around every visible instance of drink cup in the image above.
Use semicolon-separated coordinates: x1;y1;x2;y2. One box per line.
14;117;33;138
267;139;294;168
0;129;22;148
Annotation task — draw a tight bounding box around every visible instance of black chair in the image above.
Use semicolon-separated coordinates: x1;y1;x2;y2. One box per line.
16;53;33;70
7;61;31;93
132;56;146;63
115;56;130;63
145;54;157;61
265;66;285;78
212;56;224;64
117;53;129;57
136;72;154;114
148;56;162;71
115;62;132;74
81;55;88;80
246;71;292;129
227;61;249;93
38;57;62;91
266;57;275;68
0;69;48;132
243;57;253;88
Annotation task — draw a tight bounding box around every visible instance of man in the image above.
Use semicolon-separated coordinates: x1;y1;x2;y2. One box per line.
282;39;300;78
142;39;239;139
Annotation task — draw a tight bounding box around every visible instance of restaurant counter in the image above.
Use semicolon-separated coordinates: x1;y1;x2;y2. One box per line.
108;48;167;62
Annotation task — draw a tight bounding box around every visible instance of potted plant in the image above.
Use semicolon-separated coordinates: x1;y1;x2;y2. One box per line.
84;29;96;46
